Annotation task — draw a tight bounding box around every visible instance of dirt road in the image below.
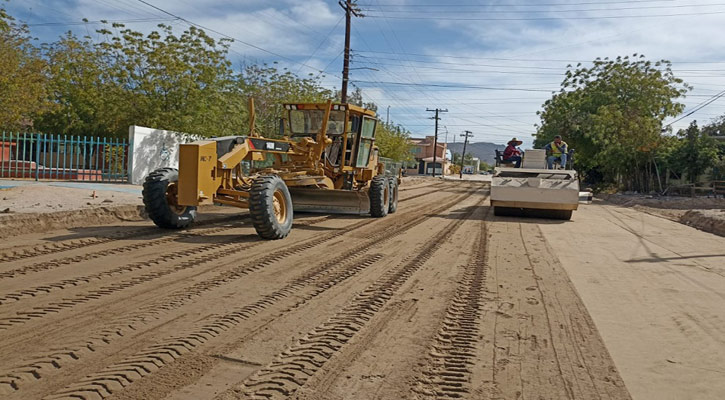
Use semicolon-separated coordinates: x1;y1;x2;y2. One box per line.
0;180;629;400
541;202;725;400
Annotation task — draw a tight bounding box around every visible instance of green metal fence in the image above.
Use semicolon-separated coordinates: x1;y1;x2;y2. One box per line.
0;132;128;182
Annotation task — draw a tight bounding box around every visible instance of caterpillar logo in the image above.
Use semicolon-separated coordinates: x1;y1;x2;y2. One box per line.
200;156;212;162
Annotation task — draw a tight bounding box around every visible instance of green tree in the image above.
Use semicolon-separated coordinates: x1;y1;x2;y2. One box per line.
37;23;246;138
479;160;491;171
0;8;53;130
535;54;690;191
36;33;113;136
241;63;334;137
99;23;244;137
670;121;718;183
453;152;475;165
376;121;412;161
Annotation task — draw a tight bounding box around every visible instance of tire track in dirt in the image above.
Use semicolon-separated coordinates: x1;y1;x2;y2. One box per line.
0;216;333;300
0;182;446;272
0;224;239;280
0;216;337;330
0;214;244;265
412;208;489;399
0;225;235;289
40;253;385;400
21;187;483;400
235;197;485;400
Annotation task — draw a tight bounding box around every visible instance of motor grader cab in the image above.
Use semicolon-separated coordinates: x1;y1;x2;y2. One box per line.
142;100;401;240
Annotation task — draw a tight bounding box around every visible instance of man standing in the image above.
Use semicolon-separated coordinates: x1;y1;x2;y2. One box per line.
545;135;568;169
503;138;523;168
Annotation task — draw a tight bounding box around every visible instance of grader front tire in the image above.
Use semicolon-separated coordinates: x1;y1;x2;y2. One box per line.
249;175;294;240
370;175;390;218
142;167;197;229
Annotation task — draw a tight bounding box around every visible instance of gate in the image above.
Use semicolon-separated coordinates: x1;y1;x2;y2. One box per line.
0;132;128;182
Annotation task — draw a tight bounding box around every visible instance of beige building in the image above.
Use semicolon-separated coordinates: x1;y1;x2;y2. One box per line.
404;136;450;175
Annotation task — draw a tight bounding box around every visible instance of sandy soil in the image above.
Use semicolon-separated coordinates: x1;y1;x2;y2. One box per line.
0;182;142;214
681;209;725;237
540;202;725;400
0;179;631;400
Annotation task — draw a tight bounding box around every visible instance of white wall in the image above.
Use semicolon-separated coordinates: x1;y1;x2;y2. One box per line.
127;125;201;184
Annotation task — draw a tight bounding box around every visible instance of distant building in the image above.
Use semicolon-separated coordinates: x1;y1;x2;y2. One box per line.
461;157;480;174
405;136;450;175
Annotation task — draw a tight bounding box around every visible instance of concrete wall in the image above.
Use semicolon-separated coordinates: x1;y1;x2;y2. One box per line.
127;125;201;184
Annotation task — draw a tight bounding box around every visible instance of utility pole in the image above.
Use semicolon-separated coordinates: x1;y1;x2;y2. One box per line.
459;130;474;179
339;0;362;104
386;105;390;125
426;108;448;177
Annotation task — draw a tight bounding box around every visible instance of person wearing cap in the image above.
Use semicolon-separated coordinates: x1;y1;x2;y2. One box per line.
545;135;568;169
503;138;523;168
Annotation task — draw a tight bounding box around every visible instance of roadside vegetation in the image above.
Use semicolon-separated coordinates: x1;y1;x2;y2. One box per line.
535;54;725;192
0;7;413;161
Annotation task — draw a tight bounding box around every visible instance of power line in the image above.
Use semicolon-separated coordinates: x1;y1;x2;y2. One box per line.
26;17;177;27
353;80;555;92
364;10;725;21
665;90;725;127
355;50;725;65
362;3;725;14
133;0;341;78
361;0;679;7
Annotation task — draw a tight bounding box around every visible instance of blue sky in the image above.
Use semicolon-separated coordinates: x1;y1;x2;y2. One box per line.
6;0;725;147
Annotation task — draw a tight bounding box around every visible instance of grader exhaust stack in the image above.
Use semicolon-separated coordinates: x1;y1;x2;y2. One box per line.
142;99;401;240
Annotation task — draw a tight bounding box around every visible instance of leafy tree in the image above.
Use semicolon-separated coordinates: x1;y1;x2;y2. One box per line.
36;23;246;138
479;160;491;171
36;33;113;135
535;54;690;191
452;152;475;165
0;8;53;130
99;23;244;137
375;121;412;161
241;63;334;137
670;121;718;183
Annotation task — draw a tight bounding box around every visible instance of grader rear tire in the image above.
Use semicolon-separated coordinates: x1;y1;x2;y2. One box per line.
370;175;389;218
249;175;293;240
388;179;399;214
142;167;197;229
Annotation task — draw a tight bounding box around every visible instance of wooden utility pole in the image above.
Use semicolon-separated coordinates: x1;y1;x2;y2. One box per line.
426;108;448;177
459;130;474;179
339;1;362;104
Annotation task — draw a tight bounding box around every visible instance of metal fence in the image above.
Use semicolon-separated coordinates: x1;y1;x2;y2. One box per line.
0;132;128;182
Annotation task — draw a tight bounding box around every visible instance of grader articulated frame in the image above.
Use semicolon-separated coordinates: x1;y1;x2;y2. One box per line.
142;100;400;240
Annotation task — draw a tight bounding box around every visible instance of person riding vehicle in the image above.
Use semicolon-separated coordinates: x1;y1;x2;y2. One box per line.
503;138;523;168
545;135;568;169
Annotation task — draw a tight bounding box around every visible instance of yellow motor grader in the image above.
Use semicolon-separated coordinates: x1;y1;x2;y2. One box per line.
142;100;401;239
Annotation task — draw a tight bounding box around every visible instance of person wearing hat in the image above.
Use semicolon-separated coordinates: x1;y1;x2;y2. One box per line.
503;138;523;168
545;135;568;169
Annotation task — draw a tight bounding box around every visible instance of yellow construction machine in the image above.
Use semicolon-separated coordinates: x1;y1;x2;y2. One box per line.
142;100;401;239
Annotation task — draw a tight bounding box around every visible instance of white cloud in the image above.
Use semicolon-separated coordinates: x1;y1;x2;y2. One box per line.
9;0;725;145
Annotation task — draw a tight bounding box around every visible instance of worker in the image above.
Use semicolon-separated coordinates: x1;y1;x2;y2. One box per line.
503;138;523;168
545;135;568;169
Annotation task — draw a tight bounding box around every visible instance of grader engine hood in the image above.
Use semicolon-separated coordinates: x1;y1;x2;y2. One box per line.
177;136;295;207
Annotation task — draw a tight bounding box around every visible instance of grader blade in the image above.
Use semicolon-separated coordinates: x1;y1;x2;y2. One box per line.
288;187;371;215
